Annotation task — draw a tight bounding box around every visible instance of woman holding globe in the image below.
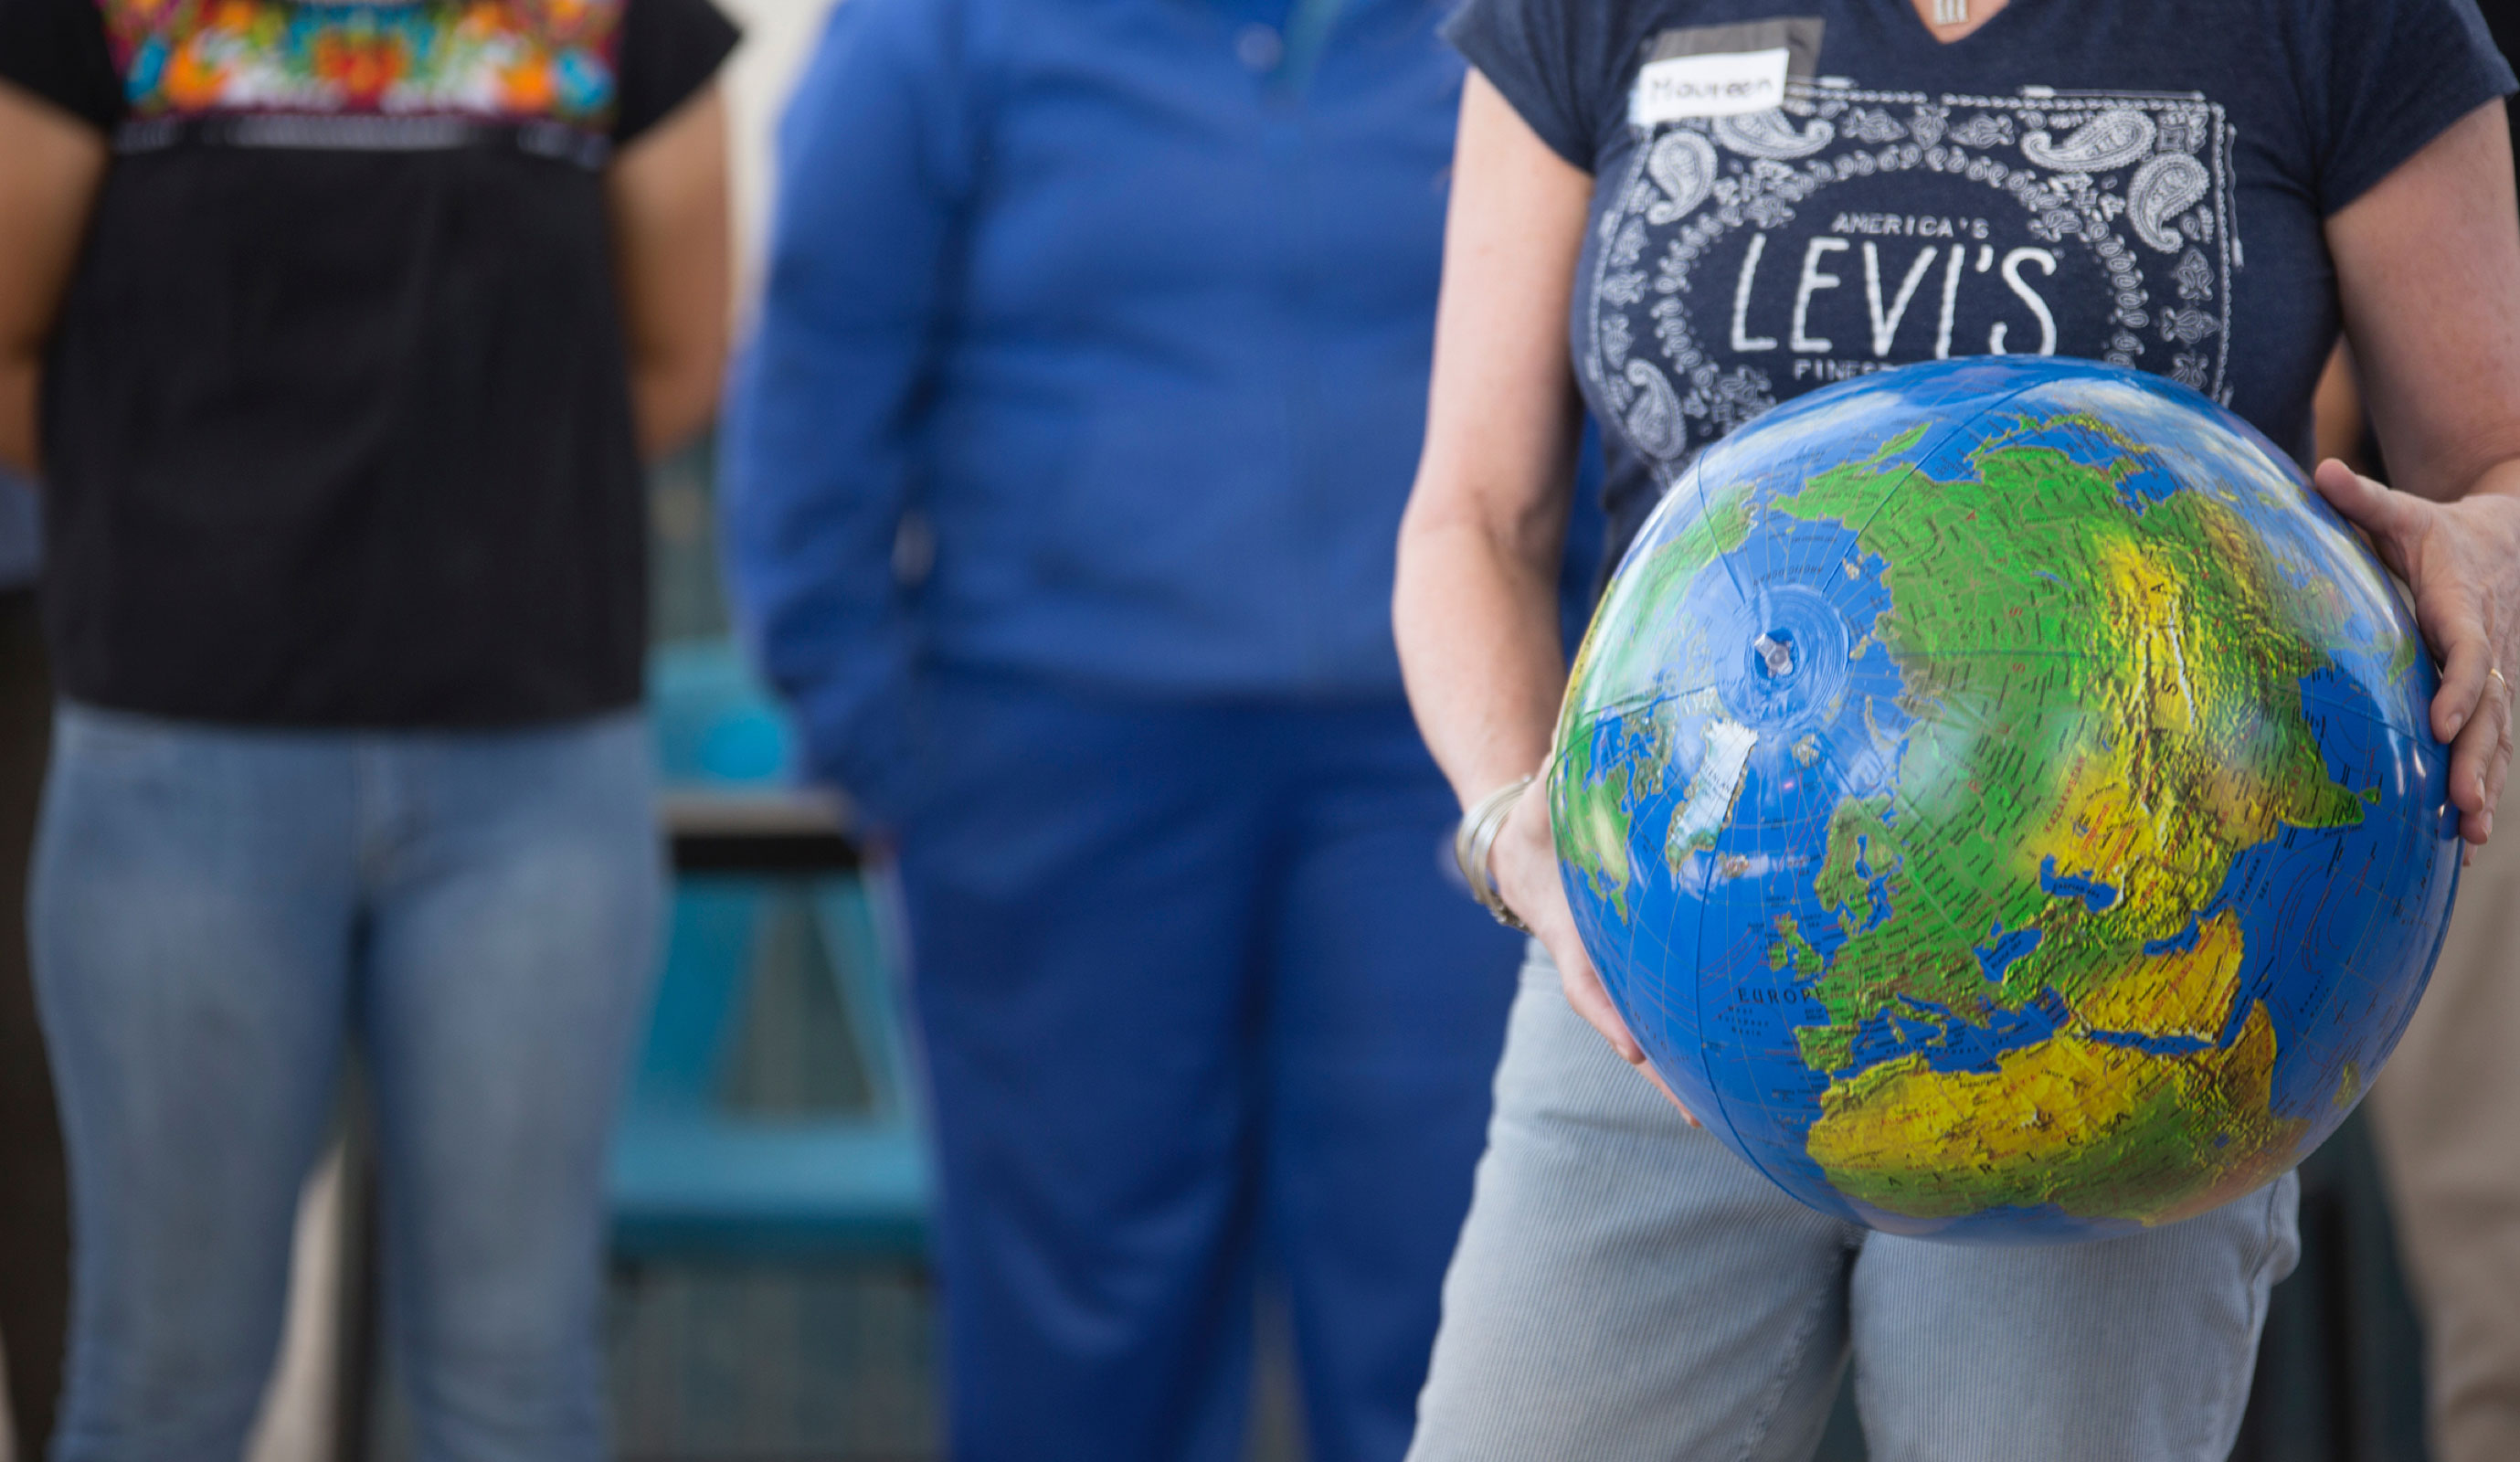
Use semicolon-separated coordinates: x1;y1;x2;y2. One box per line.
1393;0;2520;1455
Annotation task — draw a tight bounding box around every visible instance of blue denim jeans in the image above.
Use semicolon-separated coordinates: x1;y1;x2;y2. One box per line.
30;705;662;1462
1408;947;2303;1462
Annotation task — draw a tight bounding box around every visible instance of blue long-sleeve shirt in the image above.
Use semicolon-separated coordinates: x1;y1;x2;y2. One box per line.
722;0;1465;819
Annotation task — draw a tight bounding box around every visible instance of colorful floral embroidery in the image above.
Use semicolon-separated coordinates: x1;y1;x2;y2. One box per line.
102;0;622;127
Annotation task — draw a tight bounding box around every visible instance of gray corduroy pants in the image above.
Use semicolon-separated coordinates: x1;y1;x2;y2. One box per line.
1409;946;2302;1462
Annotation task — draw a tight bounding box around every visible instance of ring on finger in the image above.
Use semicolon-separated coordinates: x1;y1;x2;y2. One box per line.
2494;665;2513;702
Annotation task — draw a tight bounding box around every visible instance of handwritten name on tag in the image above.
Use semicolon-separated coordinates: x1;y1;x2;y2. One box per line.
1629;48;1791;124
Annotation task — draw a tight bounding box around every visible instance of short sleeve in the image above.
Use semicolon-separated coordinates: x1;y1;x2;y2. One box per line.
2310;0;2515;214
1442;0;1600;169
613;0;740;144
0;0;124;132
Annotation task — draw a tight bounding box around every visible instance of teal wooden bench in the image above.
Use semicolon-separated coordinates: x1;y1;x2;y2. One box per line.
608;641;932;1264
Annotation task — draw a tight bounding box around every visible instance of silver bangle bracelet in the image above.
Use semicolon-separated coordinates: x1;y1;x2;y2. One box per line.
1454;773;1537;934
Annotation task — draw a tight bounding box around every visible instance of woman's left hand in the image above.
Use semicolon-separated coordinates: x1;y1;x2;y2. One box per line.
2314;458;2520;851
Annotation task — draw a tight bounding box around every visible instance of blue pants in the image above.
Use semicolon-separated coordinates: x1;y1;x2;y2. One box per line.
895;671;1520;1462
31;705;661;1462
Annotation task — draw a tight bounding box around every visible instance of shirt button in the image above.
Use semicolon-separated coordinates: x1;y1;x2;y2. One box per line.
1235;23;1284;73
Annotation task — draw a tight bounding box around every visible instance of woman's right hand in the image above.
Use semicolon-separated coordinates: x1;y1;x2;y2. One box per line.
1488;780;1699;1125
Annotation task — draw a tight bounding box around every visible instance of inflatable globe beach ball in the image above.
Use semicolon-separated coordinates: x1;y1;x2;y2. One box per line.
1552;356;2461;1244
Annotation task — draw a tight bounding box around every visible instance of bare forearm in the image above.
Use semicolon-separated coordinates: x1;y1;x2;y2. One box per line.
1395;72;1596;812
2333;103;2520;504
630;349;724;460
1396;72;1680;1076
2358;371;2520;505
609;85;729;463
0;84;110;481
1394;509;1572;809
2318;101;2520;842
2447;457;2520;507
0;362;36;477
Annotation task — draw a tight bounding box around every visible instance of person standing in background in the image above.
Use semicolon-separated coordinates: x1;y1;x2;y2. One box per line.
2363;8;2520;1457
0;465;62;1462
722;1;1521;1457
0;0;735;1448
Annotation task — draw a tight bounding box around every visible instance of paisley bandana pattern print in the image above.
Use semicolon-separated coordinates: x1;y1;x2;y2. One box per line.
1585;80;2239;474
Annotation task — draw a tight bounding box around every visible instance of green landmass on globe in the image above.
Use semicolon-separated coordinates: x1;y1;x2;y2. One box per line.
1551;358;2459;1242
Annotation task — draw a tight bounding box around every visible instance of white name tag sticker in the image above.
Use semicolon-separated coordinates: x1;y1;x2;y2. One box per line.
1629;47;1792;124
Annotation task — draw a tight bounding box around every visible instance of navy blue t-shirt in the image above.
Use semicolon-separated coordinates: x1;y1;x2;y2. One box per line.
1445;0;2515;570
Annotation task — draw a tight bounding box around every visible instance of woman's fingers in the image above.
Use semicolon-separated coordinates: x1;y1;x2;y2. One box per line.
2314;459;2419;575
2485;694;2512;842
1492;791;1640;1063
2449;658;2515;843
2314;458;2418;538
2436;629;2494;764
2313;458;2519;840
1548;943;1698;1123
1501;786;1698;1122
2403;520;2506;833
1547;936;1642;1063
1634;1059;1701;1127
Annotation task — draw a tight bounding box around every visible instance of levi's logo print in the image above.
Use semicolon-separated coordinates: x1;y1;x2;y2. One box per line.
1590;59;2234;469
101;0;624;130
